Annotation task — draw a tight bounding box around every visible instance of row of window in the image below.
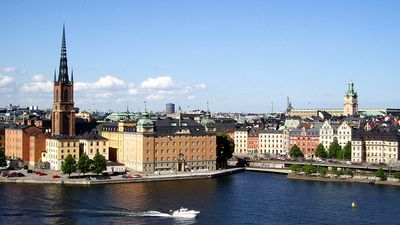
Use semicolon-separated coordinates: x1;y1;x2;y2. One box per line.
147;155;213;162
152;148;209;154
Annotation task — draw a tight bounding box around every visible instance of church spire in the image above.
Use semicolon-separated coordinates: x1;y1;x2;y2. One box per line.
53;69;57;83
58;24;70;83
71;68;74;82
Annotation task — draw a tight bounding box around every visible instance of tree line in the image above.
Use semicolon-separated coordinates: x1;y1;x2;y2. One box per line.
61;152;107;178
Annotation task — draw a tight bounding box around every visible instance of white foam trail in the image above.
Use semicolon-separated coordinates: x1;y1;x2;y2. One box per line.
75;208;199;219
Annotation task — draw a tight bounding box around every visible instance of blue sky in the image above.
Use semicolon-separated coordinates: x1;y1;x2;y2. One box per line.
0;0;399;112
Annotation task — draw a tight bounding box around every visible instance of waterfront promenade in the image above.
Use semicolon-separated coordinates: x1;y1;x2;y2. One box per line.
0;168;244;185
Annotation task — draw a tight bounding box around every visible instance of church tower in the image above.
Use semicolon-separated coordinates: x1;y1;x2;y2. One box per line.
343;81;358;116
52;25;75;136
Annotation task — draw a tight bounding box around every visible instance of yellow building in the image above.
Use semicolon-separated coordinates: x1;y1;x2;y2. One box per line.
101;122;135;163
42;133;110;171
42;136;79;171
120;113;217;174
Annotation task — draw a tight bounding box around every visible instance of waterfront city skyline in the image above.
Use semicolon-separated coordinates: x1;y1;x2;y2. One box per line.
1;1;400;112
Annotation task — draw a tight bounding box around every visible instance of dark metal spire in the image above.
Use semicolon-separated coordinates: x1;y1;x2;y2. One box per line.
54;69;57;83
71;68;74;83
58;24;70;83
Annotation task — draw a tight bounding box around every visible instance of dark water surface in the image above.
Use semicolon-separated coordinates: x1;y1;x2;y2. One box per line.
1;172;400;225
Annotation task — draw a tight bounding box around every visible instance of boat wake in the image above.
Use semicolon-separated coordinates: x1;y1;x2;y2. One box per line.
76;207;200;219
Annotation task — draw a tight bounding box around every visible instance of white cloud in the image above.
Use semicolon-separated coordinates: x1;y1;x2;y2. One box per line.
140;76;174;90
128;83;139;95
75;75;125;91
19;79;53;93
195;84;207;89
0;67;25;75
146;94;166;101
32;74;46;82
136;76;207;101
0;76;15;87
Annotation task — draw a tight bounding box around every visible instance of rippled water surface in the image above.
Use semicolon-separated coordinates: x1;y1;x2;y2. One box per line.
1;172;400;225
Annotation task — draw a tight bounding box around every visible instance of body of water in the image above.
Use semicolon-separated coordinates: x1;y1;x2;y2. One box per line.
1;172;400;225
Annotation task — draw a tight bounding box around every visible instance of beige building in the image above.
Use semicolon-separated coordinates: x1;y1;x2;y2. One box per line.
121;113;216;174
259;130;284;155
234;129;248;154
352;130;399;164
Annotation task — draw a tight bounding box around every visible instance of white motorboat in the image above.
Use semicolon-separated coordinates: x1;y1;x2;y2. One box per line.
170;207;200;218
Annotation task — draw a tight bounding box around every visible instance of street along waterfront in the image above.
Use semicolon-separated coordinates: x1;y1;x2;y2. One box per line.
1;171;400;225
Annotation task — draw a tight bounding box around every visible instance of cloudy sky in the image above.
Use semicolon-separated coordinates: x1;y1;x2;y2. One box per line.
1;1;400;112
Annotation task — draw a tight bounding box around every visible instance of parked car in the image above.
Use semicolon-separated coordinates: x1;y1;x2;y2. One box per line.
16;173;25;177
35;171;47;176
7;172;18;178
133;174;142;178
1;171;9;177
52;175;61;179
96;175;111;180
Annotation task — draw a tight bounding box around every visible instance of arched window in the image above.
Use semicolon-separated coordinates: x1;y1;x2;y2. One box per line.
56;90;59;102
64;89;68;102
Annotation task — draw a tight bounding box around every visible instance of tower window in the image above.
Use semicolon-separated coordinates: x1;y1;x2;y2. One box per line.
64;89;69;102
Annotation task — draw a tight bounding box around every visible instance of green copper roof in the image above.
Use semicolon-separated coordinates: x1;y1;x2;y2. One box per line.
345;81;358;97
137;111;153;127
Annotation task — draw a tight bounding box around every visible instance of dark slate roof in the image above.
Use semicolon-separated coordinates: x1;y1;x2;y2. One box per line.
259;129;283;134
48;135;78;141
78;133;108;141
154;119;206;136
248;128;261;137
5;125;30;130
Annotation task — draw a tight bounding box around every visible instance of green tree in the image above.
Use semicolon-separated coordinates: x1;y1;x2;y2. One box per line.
328;138;341;159
289;164;301;173
61;154;76;178
289;144;304;158
91;152;107;175
0;147;7;167
342;141;352;160
319;167;328;177
302;164;317;175
77;153;92;176
394;171;400;180
315;143;327;159
216;133;234;169
375;168;387;181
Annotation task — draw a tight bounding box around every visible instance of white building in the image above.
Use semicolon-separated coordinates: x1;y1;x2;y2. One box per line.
79;133;109;160
319;121;352;150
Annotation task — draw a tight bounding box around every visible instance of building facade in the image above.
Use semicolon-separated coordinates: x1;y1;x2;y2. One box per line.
234;129;249;154
351;130;399;164
289;127;320;159
79;133;109;160
5;126;45;163
122;113;216;174
259;130;284;155
42;136;80;170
